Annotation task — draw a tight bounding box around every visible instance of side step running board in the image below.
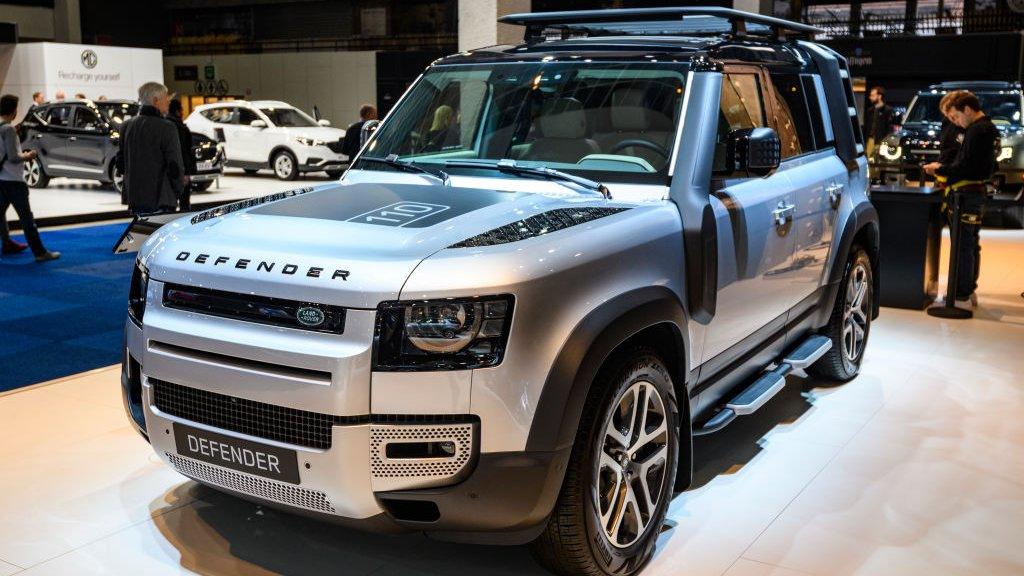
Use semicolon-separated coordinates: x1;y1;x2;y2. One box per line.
693;335;832;436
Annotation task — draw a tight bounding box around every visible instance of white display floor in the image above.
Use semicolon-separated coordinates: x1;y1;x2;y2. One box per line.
0;231;1022;575
4;169;337;222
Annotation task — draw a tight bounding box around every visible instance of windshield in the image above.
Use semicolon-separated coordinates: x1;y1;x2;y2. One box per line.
97;102;139;125
358;62;689;184
260;106;319;128
904;92;1022;127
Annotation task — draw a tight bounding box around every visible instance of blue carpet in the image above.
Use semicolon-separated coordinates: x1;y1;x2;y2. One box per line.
0;223;134;391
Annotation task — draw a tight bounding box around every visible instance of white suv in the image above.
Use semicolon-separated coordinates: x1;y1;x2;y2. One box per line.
186;100;347;180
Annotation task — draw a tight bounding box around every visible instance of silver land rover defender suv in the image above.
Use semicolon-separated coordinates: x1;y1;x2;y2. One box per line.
119;8;879;575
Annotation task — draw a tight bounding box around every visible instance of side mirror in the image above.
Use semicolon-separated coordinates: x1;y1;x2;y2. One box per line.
250;119;267;129
360;119;380;147
318;119;331;127
727;127;781;176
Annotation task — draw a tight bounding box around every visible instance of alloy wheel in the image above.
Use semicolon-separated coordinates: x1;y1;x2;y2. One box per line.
842;263;870;362
595;380;669;549
274;154;294;179
112;165;124;193
24;159;40;186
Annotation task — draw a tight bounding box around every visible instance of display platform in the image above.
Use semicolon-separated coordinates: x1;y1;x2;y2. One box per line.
1;230;1022;575
4;170;337;227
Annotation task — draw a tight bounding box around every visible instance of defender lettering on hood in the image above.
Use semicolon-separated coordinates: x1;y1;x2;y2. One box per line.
174;251;351;281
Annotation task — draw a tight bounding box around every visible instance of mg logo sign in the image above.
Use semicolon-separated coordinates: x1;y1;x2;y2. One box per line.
80;49;98;69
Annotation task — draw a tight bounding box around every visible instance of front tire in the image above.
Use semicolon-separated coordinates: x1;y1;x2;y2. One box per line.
110;163;124;196
191;180;214;192
23;157;49;188
243;168;260;176
810;246;873;381
531;348;678;576
272;150;298;181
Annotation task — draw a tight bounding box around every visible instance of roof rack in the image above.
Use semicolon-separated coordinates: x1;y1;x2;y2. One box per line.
927;81;1021;91
498;7;822;43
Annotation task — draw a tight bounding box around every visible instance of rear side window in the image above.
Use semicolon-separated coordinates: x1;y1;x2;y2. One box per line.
713;73;766;175
201;107;235;124
769;73;815;158
237;108;260;126
801;74;834;149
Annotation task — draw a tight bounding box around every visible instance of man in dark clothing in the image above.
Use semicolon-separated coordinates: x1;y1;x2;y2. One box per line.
924;90;1000;307
122;82;183;214
864;86;895;160
341;104;378;161
167;98;196;211
0;94;60;262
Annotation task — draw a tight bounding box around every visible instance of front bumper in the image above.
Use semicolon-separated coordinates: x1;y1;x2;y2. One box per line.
297;145;347;172
121;306;564;542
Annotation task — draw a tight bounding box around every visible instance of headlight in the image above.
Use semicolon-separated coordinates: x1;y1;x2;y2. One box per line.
878;141;902;161
998;146;1013;163
374;295;514;370
128;259;149;325
294;136;326;147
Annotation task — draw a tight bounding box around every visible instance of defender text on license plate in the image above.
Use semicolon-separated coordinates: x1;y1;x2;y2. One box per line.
173;423;300;484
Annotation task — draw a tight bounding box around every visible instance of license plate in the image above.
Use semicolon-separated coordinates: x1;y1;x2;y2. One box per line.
196;160;214;171
173;423;300;484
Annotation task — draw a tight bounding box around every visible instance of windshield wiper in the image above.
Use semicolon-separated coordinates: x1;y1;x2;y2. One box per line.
359;154;450;186
444;159;611;199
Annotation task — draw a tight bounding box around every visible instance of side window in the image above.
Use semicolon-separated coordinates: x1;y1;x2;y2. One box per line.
713;73;766;175
237;108;259;126
801;75;834;150
45;106;72;127
73;107;102;131
201;108;233;124
769;73;815;158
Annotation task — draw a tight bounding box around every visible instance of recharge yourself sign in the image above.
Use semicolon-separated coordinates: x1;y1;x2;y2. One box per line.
43;43;163;99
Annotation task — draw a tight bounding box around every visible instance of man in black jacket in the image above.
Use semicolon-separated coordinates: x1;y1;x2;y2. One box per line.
167;98;196;211
341;104;378;161
122;82;183;214
924;90;1000;307
864;86;895;160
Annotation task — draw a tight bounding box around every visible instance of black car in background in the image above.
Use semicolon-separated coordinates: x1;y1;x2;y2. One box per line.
18;99;225;195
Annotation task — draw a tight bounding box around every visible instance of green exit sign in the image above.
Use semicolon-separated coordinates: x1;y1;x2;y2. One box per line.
204;65;216;80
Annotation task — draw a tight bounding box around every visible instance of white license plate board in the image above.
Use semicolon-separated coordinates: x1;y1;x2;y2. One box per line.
196;160;214;171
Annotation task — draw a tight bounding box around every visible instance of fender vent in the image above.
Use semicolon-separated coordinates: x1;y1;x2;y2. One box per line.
449;207;628;248
190;186;315;224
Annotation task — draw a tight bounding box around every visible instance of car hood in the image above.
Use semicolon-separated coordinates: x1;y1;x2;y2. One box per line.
140;180;609;309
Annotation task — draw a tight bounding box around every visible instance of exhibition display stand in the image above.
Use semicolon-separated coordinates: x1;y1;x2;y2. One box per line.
871;185;943;309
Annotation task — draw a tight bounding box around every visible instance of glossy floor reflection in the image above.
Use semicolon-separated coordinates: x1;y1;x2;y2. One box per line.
0;230;1022;575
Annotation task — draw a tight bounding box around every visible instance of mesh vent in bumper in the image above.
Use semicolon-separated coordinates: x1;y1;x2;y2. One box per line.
167;452;335;513
152;379;360;449
370;422;476;491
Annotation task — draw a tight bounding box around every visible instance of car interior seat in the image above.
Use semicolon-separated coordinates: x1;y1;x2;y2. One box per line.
594;84;675;170
522;97;600;164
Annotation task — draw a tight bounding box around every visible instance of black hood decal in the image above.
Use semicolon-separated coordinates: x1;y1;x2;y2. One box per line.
250;182;521;228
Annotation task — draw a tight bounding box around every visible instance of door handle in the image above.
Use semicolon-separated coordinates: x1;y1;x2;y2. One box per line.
827;183;844;208
34;134;42;139
69;136;77;142
772;202;795;228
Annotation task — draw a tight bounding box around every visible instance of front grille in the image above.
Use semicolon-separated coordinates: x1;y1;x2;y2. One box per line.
167;453;335;513
152;379;357;449
163;283;346;335
326;140;345;153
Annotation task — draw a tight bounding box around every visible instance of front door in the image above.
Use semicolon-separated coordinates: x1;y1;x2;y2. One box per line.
701;68;798;363
37;105;73;173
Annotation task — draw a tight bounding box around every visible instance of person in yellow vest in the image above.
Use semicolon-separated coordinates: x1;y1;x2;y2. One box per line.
923;90;999;309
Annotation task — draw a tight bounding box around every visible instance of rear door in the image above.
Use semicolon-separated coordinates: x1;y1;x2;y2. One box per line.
65;105;110;177
765;72;845;314
700;67;798;366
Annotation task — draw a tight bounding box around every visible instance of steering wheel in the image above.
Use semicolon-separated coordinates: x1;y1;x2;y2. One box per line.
610;138;670;161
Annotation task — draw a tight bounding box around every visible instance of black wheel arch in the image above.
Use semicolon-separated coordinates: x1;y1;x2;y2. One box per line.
268;145;296;166
814;202;880;330
525;286;694;485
